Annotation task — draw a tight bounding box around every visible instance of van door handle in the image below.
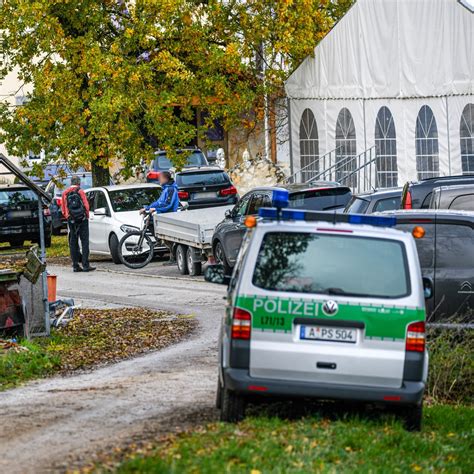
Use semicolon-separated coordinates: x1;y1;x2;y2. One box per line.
317;362;336;370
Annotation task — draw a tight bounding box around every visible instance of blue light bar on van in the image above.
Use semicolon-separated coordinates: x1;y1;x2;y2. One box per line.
272;189;289;209
258;207;397;228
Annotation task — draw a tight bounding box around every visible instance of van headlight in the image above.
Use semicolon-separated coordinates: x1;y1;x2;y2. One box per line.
120;224;139;233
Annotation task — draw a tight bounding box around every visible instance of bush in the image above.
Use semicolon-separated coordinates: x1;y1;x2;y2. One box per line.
427;326;473;404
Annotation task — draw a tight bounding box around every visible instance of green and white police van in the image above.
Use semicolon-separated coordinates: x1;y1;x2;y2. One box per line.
205;190;430;431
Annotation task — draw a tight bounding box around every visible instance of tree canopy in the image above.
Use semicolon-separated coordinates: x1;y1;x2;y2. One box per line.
0;0;352;184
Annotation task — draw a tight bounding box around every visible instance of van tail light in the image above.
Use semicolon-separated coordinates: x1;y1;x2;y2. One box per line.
178;190;190;200
406;321;425;352
220;185;238;197
147;171;161;181
55;197;62;207
231;308;251;340
404;190;413;209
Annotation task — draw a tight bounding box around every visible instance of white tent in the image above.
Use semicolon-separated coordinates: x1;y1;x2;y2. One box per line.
285;0;474;188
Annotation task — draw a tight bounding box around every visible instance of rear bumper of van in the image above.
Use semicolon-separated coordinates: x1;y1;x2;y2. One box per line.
223;368;425;405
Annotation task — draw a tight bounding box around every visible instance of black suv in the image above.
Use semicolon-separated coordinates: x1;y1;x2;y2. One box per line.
391;210;473;322
147;148;209;183
400;175;474;209
0;184;51;247
212;184;352;272
175;167;238;210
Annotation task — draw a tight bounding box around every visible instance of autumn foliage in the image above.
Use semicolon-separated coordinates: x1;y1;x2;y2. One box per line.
0;0;352;183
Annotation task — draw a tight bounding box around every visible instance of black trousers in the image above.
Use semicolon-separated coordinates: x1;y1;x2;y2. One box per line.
68;220;90;269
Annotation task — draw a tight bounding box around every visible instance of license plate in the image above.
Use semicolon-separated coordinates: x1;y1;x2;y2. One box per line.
300;325;357;343
8;210;32;218
194;192;216;200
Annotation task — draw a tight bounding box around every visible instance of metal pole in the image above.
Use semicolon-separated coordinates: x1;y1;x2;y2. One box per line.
287;97;294;178
37;196;50;336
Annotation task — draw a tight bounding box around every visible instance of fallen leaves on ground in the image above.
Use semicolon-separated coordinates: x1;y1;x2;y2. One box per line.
51;308;196;372
1;307;196;391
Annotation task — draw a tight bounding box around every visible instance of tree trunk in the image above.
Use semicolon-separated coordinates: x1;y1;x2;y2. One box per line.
91;161;110;187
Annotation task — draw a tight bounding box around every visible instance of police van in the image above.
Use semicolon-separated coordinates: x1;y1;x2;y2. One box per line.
205;190;430;431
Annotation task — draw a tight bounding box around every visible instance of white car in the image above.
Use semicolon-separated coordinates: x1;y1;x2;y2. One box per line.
84;183;164;264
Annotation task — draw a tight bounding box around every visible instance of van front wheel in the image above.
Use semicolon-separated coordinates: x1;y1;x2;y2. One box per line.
220;387;245;423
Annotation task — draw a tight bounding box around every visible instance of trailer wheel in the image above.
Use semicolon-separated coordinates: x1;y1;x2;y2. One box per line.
186;247;202;276
176;244;189;275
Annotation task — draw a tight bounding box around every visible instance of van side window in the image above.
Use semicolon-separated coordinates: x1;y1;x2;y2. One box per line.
449;194;474;211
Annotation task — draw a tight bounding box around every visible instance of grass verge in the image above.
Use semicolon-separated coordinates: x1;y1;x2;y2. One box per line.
108;404;473;473
0;307;196;390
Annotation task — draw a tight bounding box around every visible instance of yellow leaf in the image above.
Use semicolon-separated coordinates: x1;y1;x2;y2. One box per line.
251;470;261;474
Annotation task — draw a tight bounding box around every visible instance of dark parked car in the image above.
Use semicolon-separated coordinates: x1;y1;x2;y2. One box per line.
175;167;238;210
147;148;208;183
0;184;51;247
429;184;474;211
400;175;474;209
344;188;402;214
390;210;473;322
212;184;352;272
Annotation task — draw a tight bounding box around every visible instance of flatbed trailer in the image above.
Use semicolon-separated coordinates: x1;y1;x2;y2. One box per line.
154;206;233;276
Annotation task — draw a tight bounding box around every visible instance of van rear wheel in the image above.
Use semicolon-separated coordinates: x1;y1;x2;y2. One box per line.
401;403;423;432
220;387;245;423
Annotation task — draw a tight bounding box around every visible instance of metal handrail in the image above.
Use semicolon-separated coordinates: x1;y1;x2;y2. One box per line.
308;146;377;193
285;146;342;184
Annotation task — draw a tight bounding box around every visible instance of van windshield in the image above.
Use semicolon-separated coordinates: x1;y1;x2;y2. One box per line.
252;232;410;298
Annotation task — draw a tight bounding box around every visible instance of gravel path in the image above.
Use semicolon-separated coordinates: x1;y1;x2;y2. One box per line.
0;265;226;473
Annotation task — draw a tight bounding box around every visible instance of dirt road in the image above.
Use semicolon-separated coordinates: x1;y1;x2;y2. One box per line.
0;265;226;473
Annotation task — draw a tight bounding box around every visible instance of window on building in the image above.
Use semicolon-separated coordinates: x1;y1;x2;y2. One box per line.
335;108;357;187
460;103;474;174
416;105;439;180
299;109;319;182
375;107;398;188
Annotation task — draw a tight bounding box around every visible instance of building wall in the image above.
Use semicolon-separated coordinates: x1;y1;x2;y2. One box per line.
0;68;28;182
289;95;474;186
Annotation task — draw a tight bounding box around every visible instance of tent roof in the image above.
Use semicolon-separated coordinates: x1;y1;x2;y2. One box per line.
285;0;474;100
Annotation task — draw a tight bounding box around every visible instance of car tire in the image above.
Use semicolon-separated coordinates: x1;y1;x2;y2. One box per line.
214;241;232;275
216;377;222;409
401;403;423;432
220;386;245;423
186;246;202;276
9;239;24;248
109;233;121;265
52;226;62;236
176;244;189;275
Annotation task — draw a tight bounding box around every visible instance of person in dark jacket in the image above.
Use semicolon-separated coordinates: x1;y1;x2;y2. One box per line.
141;171;179;215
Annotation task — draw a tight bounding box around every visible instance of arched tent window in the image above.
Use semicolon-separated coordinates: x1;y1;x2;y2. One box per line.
375;107;398;188
460;103;474;174
416;105;439;180
299;109;319;182
335;108;357;187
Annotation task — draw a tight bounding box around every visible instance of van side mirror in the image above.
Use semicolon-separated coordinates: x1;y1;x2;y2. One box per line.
204;265;231;285
225;209;233;219
422;277;433;299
